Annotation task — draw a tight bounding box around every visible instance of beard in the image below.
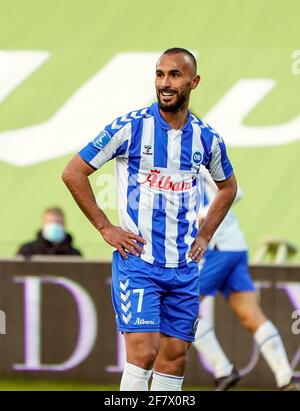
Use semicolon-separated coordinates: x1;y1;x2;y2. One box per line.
157;88;189;113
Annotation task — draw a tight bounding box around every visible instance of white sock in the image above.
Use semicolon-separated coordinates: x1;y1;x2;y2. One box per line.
254;320;293;387
150;370;184;391
120;362;152;391
193;317;233;378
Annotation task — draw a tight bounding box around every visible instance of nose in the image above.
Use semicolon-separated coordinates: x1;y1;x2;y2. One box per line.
161;75;171;88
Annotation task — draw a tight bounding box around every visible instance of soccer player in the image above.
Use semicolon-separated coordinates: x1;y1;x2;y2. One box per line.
193;167;300;391
62;48;237;391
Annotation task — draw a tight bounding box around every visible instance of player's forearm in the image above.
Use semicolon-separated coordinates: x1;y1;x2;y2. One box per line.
199;175;237;242
62;169;111;234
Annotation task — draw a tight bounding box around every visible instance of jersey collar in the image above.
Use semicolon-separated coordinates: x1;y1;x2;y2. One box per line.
151;102;193;132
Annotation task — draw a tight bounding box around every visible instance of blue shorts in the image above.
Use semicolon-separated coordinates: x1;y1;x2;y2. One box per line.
199;250;255;298
111;251;201;342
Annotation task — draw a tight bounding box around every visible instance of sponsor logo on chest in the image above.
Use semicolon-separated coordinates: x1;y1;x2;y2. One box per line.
141;169;196;192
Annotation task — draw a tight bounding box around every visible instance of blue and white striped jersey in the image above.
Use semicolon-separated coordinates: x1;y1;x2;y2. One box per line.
79;102;233;267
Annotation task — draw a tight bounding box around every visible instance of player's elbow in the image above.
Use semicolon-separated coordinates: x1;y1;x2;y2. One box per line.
228;174;238;199
61;163;74;188
62;154;94;188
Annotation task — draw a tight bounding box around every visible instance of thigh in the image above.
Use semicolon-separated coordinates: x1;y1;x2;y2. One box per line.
160;262;200;343
228;290;265;321
111;251;161;332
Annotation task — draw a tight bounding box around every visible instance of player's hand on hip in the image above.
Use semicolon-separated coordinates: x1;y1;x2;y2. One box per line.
189;235;208;262
100;223;146;259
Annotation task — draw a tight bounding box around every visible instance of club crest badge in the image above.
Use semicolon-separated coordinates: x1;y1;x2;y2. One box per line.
192;151;202;165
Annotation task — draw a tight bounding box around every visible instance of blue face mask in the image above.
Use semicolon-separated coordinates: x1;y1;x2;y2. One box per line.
42;223;65;244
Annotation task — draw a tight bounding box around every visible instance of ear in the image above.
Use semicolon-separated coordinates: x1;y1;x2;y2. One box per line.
191;75;201;89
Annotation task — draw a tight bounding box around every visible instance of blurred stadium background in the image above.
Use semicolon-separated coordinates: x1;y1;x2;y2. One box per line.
0;0;299;390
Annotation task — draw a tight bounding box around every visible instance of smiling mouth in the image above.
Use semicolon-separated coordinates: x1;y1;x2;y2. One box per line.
160;91;176;97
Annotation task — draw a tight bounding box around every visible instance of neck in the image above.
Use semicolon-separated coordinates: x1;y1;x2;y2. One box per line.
159;104;190;130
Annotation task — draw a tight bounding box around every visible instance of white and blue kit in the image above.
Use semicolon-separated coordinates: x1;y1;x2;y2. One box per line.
199;167;255;298
79;102;233;342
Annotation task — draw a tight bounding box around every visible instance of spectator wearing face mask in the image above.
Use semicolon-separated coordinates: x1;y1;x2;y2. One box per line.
17;207;82;257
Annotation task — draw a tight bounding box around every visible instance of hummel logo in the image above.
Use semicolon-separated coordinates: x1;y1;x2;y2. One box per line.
120;279;129;291
122;312;132;324
121;290;130;302
143;144;152;155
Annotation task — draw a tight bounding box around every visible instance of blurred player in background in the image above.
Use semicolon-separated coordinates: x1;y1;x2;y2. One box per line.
17;207;81;257
193;167;300;391
62;48;237;391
